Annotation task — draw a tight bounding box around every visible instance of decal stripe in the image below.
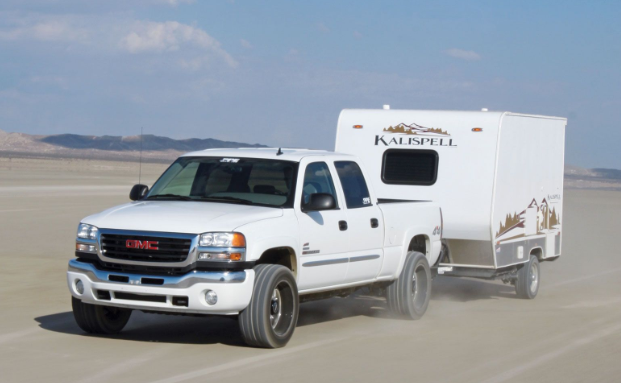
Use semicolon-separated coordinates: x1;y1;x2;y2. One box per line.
349;254;381;263
302;255;381;267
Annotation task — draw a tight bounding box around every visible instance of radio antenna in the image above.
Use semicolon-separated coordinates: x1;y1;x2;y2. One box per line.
138;127;143;184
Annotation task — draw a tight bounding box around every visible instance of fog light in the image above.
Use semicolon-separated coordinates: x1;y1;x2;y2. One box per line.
205;290;217;305
75;279;84;295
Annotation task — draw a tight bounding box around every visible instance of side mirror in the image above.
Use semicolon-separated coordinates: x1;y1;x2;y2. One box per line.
130;184;149;201
303;193;336;212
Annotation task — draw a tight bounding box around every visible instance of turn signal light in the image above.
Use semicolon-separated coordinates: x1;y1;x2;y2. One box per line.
230;253;242;261
231;233;246;247
76;243;95;252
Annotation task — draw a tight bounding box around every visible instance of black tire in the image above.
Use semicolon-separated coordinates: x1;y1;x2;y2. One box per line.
239;264;299;348
386;251;432;319
516;255;540;299
72;297;132;335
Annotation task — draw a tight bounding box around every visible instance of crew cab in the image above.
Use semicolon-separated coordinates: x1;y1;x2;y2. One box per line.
68;148;442;348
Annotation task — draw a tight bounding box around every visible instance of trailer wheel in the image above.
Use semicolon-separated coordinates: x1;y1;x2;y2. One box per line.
71;297;132;334
515;255;540;299
239;264;299;348
386;251;431;319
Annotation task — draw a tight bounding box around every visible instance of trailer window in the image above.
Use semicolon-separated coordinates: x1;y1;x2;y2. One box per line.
382;149;438;185
334;161;372;208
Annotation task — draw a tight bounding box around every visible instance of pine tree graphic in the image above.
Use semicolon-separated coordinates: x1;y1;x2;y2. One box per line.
549;207;561;228
497;212;521;237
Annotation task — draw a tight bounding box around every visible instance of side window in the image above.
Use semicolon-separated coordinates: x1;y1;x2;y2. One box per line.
334;161;372;209
382;149;438;185
302;162;338;206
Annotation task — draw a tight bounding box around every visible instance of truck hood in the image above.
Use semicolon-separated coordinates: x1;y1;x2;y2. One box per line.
82;201;284;234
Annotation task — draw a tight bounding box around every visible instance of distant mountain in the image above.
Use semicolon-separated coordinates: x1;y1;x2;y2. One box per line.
564;165;621;190
591;168;621;181
0;128;267;162
40;133;266;151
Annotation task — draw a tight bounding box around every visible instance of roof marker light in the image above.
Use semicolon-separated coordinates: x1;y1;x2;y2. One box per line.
353;125;363;129
472;127;483;132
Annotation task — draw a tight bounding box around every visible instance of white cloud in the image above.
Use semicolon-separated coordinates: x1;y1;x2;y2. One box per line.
444;48;481;61
160;0;195;6
316;22;329;33
0;19;88;43
240;38;252;48
29;75;68;90
120;21;237;68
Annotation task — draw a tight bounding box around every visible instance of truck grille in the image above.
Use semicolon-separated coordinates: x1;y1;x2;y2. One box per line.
100;234;192;263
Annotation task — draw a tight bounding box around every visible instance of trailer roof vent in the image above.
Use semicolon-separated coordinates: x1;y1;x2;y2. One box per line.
383;105;390;110
481;108;488;112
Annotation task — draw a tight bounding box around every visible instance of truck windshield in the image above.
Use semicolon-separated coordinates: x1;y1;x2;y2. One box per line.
147;157;298;208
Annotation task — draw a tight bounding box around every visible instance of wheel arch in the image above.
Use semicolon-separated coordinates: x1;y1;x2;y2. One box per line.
255;247;298;278
530;246;544;261
408;234;429;256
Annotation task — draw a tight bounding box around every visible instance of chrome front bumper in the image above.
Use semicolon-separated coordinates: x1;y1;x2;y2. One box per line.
67;259;255;315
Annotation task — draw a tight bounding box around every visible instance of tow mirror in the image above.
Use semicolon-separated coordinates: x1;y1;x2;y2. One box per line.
303;193;336;212
130;184;149;201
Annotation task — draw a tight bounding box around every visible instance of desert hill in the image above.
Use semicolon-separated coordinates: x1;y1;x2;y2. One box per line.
0;129;265;162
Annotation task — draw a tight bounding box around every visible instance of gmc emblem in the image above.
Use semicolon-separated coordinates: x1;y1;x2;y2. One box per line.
126;240;159;250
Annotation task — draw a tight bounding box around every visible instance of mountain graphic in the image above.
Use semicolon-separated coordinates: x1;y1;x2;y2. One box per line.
383;122;450;136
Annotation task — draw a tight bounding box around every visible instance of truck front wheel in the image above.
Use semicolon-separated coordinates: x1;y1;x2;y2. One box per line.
386;251;431;320
239;264;299;348
71;297;132;334
515;255;540;299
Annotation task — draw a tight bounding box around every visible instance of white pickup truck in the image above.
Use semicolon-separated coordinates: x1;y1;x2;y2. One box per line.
68;148;442;348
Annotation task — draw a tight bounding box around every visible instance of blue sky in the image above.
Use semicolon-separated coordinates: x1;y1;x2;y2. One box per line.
0;1;620;168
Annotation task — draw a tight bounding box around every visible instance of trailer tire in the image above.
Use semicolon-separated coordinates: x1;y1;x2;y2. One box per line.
71;297;132;334
515;255;540;299
386;251;431;320
239;264;299;348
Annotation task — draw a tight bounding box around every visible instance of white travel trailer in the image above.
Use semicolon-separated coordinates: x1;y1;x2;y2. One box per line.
336;107;566;298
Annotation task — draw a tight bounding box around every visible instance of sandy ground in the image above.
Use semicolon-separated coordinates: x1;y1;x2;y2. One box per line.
1;159;620;383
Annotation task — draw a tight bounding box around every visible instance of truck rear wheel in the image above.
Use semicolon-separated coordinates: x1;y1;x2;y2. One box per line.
239;264;299;348
515;255;540;299
386;251;431;319
71;297;132;334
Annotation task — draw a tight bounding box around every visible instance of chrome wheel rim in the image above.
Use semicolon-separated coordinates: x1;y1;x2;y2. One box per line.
270;288;282;329
530;262;539;294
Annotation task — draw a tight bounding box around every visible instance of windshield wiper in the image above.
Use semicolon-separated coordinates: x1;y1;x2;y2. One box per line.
199;196;254;205
146;194;192;201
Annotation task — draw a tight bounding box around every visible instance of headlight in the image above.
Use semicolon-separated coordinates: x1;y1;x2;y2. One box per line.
198;232;246;262
77;223;98;240
199;232;245;247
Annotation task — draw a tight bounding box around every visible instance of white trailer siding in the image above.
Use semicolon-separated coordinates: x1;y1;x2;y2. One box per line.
335;109;566;270
492;114;566;267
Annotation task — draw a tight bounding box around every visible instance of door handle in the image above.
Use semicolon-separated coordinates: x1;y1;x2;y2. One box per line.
339;220;348;231
371;218;379;228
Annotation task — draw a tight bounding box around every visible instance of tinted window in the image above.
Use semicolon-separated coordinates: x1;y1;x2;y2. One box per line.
147;157;297;207
382;149;438;185
335;161;372;208
302;162;338;206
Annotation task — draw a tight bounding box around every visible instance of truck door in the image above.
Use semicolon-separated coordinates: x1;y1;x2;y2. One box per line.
295;161;349;291
334;161;384;283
